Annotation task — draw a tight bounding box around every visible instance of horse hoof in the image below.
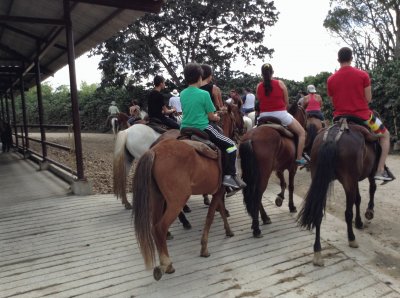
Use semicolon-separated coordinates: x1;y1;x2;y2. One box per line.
289;206;297;213
226;230;234;237
183;205;191;213
124;204;132;210
349;240;359;248
165;264;175;274
253;230;263;238
262;217;272;225
153;266;164;281
365;209;374;220
313;252;324;266
200;250;210;258
355;221;364;230
167;231;174;240
275;197;283;207
203;197;211;206
225;209;230;217
183;222;192;230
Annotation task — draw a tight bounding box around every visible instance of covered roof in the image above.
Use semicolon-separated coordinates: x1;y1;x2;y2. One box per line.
0;0;163;93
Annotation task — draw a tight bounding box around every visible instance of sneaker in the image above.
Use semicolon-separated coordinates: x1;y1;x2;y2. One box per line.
223;175;240;188
374;170;394;181
233;175;247;188
296;158;308;166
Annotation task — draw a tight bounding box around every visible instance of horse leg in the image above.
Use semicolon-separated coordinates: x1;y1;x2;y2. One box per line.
365;176;377;220
287;167;297;213
178;211;192;230
354;184;363;229
275;171;286;207
259;203;271;224
203;194;210;206
344;187;358;248
152;197;184;280
313;221;324;266
200;188;232;257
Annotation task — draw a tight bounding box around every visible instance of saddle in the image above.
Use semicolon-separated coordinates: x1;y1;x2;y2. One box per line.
257;116;294;138
329;116;379;143
179;127;218;159
147;118;169;134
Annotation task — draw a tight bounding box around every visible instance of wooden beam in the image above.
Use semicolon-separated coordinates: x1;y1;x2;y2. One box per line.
0;15;65;26
70;0;164;13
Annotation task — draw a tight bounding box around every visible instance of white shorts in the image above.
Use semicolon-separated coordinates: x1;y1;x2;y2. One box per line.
259;111;294;126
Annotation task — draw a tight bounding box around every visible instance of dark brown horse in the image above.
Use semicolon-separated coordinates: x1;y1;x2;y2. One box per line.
239;104;307;237
304;116;324;157
133;139;233;280
298;118;378;266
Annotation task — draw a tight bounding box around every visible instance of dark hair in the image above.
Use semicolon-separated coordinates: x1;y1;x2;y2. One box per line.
153;75;165;87
338;47;353;63
245;87;252;93
184;63;203;84
261;63;274;96
201;64;212;80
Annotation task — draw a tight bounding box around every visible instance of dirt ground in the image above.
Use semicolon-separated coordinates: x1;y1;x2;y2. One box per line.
32;132;400;277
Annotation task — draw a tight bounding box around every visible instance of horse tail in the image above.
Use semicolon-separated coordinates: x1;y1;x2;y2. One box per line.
113;130;133;202
133;150;156;269
304;123;318;153
298;140;337;230
239;140;260;216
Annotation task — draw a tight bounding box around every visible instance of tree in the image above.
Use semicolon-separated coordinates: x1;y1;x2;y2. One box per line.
93;0;279;87
324;0;400;70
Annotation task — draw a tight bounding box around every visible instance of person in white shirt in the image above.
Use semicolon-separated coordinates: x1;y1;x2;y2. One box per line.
105;101;119;130
242;87;255;114
168;89;182;113
169;89;182;123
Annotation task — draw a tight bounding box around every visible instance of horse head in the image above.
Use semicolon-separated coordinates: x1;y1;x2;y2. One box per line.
288;103;307;129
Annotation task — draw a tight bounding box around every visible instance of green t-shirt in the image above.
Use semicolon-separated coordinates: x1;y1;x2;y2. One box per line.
180;86;216;130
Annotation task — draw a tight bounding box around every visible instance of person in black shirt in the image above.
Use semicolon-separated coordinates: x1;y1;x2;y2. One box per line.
147;75;180;129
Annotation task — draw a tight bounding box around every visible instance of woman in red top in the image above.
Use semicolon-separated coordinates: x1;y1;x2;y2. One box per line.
302;84;324;121
256;63;307;165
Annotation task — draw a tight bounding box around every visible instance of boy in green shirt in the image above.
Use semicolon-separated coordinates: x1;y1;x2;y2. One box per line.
180;63;246;192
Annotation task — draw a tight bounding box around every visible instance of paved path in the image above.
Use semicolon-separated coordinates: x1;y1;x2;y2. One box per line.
0;152;399;297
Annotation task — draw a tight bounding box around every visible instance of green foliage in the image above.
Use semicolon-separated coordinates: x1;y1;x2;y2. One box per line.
370;58;400;139
324;0;400;69
92;0;279;87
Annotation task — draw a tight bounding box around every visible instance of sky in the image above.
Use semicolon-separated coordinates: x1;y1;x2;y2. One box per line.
44;0;342;88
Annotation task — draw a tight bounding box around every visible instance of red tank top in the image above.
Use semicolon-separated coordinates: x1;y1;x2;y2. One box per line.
306;94;321;111
257;80;286;112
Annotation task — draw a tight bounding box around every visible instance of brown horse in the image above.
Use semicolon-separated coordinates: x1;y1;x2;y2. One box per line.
116;111;147;129
239;104;307;237
220;102;245;143
304;116;324;157
298;118;379;266
133;139;233;280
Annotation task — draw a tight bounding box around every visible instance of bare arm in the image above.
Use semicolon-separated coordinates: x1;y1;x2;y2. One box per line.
317;94;323;108
364;86;372;103
162;105;175;115
212;85;224;110
208;112;220;122
278;80;289;108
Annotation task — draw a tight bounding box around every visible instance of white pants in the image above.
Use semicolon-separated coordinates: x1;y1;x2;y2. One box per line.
259;111;294;126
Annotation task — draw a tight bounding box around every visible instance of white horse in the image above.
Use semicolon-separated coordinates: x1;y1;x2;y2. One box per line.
113;124;179;209
111;116;119;138
247;111;257;128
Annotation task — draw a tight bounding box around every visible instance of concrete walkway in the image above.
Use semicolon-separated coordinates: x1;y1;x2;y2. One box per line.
0;152;399;297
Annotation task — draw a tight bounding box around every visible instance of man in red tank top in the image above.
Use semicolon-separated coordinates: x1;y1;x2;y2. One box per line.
327;47;393;181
